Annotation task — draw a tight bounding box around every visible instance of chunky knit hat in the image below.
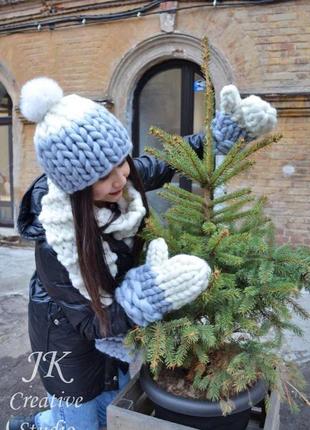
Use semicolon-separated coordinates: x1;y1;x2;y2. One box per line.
20;77;133;194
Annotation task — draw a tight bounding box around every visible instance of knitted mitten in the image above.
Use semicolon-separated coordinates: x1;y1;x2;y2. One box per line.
96;238;211;362
95;336;134;363
115;238;212;327
212;85;277;155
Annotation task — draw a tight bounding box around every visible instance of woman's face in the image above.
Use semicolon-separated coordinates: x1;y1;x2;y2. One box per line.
92;158;130;203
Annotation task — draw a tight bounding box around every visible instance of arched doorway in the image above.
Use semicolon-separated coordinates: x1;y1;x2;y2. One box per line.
132;59;206;211
0;82;13;227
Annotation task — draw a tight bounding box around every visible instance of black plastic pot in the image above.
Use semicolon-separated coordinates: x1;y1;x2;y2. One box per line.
140;365;267;430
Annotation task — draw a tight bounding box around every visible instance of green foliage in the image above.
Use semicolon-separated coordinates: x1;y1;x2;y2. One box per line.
125;37;310;411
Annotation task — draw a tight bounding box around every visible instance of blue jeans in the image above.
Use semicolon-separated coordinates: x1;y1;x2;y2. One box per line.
34;369;130;430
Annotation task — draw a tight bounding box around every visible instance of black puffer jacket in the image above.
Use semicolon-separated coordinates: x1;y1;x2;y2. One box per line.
17;137;204;404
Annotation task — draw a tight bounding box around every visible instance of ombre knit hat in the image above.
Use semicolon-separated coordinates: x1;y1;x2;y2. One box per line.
20;77;133;194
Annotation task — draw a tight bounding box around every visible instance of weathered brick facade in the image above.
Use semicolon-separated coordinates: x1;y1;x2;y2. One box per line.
0;0;309;244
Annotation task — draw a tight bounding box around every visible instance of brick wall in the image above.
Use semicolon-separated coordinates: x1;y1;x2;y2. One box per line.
230;115;310;246
0;0;309;243
178;0;310;92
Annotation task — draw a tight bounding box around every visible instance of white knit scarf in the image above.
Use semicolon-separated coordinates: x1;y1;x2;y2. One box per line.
39;178;146;306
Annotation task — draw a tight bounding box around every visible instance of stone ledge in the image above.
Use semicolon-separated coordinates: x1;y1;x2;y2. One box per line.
241;92;310;117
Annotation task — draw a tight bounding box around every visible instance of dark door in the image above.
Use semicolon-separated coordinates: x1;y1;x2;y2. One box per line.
132;60;205;211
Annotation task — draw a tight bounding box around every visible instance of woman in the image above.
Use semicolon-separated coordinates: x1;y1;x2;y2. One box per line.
8;77;211;430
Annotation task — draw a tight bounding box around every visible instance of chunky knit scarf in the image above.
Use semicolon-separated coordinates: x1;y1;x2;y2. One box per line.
39;179;146;363
39;178;146;306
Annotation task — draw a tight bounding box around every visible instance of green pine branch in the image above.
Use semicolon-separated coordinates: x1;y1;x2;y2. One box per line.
210;188;252;207
159;183;205;212
212;195;256;218
147;128;209;185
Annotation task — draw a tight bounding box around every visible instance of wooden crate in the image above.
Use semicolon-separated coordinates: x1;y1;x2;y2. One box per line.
107;373;280;430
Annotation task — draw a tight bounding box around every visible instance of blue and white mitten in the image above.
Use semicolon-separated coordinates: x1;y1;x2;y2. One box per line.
212;85;277;155
115;238;212;327
96;238;212;362
95;336;134;363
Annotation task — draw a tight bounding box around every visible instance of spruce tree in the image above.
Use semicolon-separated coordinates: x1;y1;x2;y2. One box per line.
126;37;310;411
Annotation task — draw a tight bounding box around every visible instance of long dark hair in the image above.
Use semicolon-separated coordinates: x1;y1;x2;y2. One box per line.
70;155;150;336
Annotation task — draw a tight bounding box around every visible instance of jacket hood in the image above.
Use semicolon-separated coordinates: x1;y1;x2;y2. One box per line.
17;174;48;241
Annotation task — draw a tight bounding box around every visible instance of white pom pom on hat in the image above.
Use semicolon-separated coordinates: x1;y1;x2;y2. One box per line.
20;77;63;123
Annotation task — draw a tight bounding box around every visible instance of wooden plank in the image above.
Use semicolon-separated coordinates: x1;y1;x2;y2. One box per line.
263;392;280;430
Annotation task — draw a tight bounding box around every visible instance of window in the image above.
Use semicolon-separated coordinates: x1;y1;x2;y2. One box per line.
0;83;13;227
